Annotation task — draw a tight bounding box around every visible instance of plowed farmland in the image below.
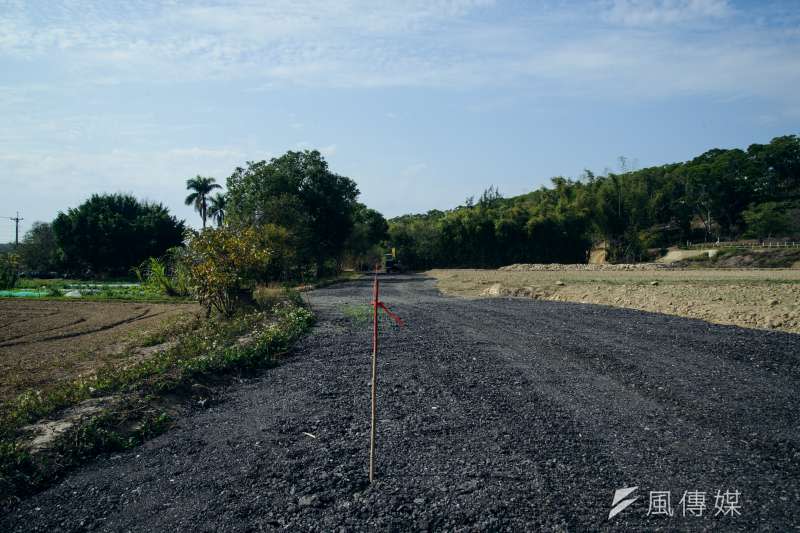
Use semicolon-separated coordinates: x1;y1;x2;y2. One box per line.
0;300;200;402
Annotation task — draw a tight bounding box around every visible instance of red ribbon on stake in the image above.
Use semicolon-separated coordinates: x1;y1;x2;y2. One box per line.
369;272;403;483
376;301;404;327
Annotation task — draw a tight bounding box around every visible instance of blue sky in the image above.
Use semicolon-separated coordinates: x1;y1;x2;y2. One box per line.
1;0;799;237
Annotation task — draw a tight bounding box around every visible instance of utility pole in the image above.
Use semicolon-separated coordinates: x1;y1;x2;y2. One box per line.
2;212;23;247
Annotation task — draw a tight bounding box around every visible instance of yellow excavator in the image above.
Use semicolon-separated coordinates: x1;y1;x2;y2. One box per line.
384;248;399;273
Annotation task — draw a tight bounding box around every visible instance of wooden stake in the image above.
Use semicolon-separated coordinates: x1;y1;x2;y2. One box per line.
369;274;379;482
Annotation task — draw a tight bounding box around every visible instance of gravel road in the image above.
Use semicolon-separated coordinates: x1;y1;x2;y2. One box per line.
2;274;799;531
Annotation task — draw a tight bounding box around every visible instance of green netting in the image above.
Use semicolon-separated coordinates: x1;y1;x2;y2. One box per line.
0;289;46;298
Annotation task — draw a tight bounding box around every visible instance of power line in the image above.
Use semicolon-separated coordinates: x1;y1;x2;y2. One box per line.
1;212;24;247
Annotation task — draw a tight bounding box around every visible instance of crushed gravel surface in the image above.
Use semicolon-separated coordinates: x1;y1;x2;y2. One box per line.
2;275;799;531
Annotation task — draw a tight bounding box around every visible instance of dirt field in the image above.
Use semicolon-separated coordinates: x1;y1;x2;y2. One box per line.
0;300;200;403
427;267;800;334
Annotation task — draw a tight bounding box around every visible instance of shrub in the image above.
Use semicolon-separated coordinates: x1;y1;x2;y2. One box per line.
185;226;288;316
45;286;64;297
134;248;190;297
0;253;19;290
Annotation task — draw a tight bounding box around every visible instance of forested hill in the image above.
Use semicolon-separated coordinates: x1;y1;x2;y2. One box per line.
388;135;800;270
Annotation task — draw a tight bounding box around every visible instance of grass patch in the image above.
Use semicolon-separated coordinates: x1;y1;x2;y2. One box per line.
341;303;372;324
129;313;201;349
339;302;405;327
253;285;304;310
0;300;314;509
7;273;360;303
0;407;174;506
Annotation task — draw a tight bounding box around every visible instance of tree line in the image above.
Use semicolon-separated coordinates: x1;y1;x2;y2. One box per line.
388;135;800;269
7;135;800;279
12;150;388;280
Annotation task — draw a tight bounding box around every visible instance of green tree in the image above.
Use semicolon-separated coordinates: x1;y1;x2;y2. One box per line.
747;135;800;200
385;135;800;268
185;176;222;229
52;193;185;277
208;192;227;227
743;202;793;238
18;222;62;273
344;203;389;270
226;150;360;276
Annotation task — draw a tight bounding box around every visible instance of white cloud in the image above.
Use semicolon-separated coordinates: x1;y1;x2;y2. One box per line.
604;0;731;27
0;0;796;107
0;147;244;189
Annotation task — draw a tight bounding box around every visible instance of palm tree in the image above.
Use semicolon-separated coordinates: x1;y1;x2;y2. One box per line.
185;176;221;229
208;192;227;227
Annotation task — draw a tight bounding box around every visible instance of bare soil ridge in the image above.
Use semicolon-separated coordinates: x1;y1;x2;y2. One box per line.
429;267;800;334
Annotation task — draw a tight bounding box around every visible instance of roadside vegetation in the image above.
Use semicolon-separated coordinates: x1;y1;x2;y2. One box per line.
0;296;313;509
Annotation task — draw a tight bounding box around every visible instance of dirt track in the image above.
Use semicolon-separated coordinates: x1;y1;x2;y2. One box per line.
2;275;799;531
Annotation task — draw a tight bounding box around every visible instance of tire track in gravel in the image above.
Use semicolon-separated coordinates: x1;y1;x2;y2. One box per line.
1;274;798;531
